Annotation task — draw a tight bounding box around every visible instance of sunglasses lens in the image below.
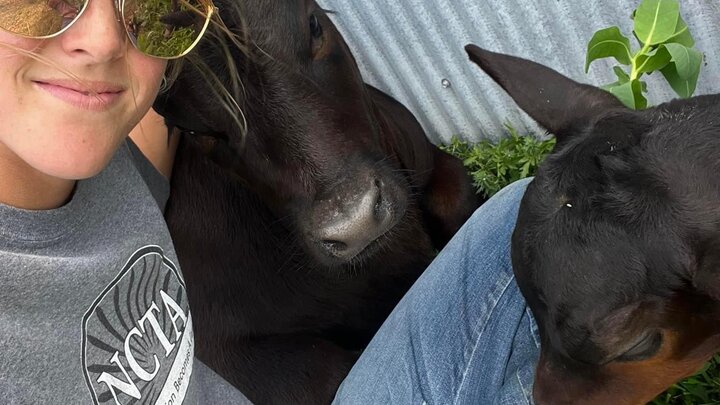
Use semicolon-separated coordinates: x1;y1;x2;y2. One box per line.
123;0;210;58
0;0;86;37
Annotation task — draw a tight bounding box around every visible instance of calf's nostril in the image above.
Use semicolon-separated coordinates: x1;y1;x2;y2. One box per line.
321;240;348;254
372;177;387;220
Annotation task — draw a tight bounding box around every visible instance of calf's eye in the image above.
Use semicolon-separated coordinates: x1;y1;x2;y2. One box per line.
309;14;323;38
616;332;663;362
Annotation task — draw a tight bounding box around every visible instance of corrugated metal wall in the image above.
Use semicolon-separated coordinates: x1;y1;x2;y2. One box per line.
318;0;720;143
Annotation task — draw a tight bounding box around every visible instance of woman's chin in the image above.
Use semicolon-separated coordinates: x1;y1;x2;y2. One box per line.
28;144;120;180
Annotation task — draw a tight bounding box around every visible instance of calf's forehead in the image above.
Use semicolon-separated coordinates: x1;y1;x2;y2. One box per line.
514;190;690;315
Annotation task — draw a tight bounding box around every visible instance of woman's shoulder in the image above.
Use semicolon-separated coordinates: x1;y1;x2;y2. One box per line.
125;136;171;212
128;108;179;180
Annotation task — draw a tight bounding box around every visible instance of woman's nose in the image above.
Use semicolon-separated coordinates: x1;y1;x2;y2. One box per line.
58;0;126;63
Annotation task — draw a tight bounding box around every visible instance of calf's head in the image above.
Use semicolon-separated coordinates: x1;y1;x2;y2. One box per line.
467;45;720;404
156;0;428;267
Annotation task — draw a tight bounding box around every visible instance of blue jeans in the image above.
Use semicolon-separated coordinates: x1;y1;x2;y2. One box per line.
334;178;539;405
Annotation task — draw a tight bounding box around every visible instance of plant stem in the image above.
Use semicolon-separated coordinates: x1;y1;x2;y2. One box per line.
630;41;653;81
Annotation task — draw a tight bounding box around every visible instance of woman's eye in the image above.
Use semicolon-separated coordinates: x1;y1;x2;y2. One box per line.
309;14;323;38
617;332;663;362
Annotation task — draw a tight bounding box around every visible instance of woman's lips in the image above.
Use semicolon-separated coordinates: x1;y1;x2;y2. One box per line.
33;80;125;111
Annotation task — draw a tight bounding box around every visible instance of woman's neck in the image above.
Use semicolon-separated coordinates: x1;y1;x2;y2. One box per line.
0;144;76;210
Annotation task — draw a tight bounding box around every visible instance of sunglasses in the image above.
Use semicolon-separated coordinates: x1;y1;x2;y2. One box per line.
0;0;214;59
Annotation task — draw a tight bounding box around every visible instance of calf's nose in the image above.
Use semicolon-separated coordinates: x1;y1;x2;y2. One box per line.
310;175;402;263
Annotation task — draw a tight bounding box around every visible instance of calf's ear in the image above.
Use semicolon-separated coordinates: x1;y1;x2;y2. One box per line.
465;45;625;145
693;238;720;300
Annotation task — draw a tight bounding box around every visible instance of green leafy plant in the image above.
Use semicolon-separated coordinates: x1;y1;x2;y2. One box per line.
440;125;555;198
651;354;720;405
585;0;702;109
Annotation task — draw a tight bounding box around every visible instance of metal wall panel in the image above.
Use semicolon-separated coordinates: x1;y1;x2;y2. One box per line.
318;0;720;143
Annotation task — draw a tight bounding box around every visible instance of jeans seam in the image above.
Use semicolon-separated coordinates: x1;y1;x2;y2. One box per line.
452;271;514;405
526;308;541;348
516;371;532;405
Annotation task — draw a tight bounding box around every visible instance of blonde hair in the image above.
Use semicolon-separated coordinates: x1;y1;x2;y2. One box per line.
163;6;249;144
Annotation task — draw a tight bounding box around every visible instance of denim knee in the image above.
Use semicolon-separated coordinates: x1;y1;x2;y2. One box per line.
453;177;533;256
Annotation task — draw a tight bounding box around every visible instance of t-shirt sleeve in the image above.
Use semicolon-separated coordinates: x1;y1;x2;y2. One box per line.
193;359;255;404
125;138;171;211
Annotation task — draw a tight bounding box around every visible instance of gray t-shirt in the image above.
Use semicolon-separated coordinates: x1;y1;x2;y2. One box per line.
0;140;251;405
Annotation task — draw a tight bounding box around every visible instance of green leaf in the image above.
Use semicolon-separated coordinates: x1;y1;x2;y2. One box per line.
607;82;635;108
660;42;702;98
634;0;680;45
635;46;672;75
613;66;631;82
684;383;710;402
633;81;648;109
660;61;701;98
607;80;648;109
663;43;702;79
601;66;631;91
666;15;695;47
585;26;633;72
521;161;531;178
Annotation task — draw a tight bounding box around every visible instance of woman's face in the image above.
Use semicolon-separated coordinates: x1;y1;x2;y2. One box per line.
0;0;167;180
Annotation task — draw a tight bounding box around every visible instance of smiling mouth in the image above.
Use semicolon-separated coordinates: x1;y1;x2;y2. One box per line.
33;80;125;111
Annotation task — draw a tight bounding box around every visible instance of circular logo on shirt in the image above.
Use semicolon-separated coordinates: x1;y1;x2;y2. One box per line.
81;246;194;405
